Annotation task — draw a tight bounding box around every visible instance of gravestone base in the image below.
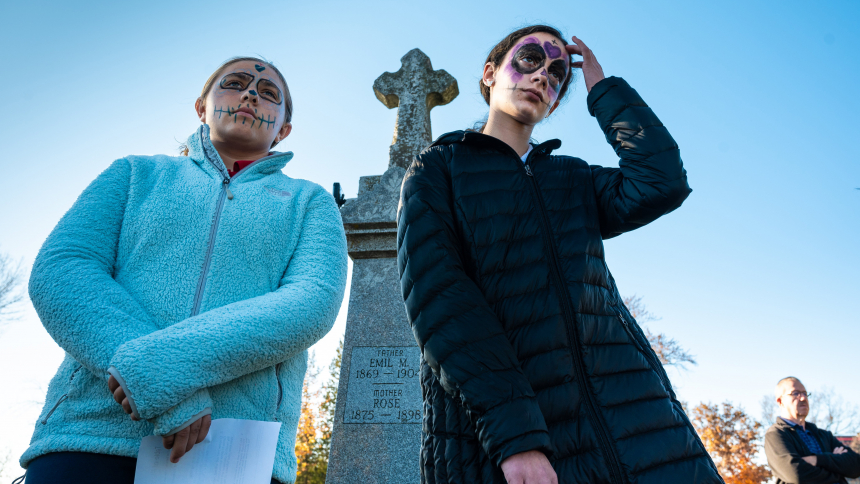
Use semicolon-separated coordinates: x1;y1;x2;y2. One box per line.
325;259;421;484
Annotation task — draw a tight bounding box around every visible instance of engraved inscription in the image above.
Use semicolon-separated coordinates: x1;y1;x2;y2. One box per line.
343;346;422;424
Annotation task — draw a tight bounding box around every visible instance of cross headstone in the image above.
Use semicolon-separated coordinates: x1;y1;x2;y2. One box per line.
374;49;459;170
325;49;458;484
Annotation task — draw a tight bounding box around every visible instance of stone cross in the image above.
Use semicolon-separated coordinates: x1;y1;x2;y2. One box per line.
373;48;459;170
325;49;458;484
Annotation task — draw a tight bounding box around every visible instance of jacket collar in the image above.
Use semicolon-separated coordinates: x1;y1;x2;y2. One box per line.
431;130;562;158
185;124;294;180
774;417;818;433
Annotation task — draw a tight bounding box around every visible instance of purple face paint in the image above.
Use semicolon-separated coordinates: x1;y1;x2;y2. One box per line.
505;36;541;82
499;36;569;106
544;41;563;59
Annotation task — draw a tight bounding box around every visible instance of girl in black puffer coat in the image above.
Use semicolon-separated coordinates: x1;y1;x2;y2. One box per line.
396;25;724;484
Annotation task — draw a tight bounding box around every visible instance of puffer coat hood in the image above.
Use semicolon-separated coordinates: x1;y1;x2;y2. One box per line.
23;124;347;484
397;77;723;483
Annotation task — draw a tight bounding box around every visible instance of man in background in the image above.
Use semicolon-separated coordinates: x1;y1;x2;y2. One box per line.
765;377;860;484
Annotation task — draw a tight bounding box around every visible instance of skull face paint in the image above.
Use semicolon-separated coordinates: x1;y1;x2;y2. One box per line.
218;71;283;105
210;68;284;130
504;36;568;104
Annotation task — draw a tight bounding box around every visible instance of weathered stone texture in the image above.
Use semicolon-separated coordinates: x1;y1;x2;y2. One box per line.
373;48;458;170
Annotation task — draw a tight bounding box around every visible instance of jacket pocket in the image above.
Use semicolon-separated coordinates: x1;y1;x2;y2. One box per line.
273;363;283;421
41;365;82;425
616;313;674;398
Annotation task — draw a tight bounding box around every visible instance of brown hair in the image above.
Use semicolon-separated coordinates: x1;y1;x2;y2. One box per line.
480;25;575;106
181;56;292;155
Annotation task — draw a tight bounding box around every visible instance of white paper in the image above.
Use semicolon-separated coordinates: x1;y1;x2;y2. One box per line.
135;418;282;484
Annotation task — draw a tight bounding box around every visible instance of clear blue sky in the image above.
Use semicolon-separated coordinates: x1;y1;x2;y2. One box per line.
1;0;858;476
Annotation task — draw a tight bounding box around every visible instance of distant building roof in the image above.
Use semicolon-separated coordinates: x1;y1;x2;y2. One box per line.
836;436;855;447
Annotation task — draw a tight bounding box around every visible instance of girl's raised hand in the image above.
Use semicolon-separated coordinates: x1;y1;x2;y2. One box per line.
566;36;605;93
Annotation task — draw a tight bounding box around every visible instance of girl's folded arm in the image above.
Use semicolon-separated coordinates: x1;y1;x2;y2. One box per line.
30;158;213;429
109;188;348;420
31;159;166;379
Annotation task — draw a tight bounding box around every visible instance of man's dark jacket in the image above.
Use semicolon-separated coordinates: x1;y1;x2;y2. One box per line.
765;418;860;484
396;77;723;484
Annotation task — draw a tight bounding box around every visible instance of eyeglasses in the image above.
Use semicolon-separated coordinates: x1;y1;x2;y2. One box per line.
785;391;811;399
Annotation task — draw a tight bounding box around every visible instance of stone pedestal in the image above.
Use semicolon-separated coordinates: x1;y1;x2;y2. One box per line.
326;167;420;484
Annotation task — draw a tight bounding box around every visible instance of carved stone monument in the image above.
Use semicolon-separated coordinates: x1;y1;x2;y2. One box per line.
325;49;458;484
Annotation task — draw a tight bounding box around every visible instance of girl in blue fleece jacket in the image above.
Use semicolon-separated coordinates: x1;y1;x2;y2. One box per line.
20;57;348;484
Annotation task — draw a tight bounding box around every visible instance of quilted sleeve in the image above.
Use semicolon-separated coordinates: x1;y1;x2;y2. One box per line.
587;76;692;239
108;187;348;422
396;147;552;467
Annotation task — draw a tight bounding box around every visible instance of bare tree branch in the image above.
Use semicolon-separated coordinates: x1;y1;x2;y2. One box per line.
0;248;25;323
760;394;778;427
623;295;697;368
807;387;860;436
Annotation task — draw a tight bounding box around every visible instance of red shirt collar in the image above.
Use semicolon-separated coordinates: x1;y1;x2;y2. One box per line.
226;153;274;178
228;159;256;178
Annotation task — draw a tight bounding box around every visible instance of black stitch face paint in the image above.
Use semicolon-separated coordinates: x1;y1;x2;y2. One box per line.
214;103;278;129
208;62;285;135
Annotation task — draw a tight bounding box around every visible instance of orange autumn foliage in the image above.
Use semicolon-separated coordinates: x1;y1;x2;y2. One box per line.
295;343;341;484
295;376;322;482
691;402;771;484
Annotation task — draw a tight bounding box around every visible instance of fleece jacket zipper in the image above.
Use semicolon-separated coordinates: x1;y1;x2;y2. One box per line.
41;365;82;424
189;148;272;317
190;175;229;317
520;150;626;484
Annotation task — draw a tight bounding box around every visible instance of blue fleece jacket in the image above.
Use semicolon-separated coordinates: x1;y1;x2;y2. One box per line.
21;125;348;484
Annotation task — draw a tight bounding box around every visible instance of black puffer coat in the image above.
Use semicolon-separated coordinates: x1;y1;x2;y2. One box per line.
397;77;723;484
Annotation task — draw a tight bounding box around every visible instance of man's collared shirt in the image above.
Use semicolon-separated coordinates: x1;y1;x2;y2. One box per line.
780;417;823;454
